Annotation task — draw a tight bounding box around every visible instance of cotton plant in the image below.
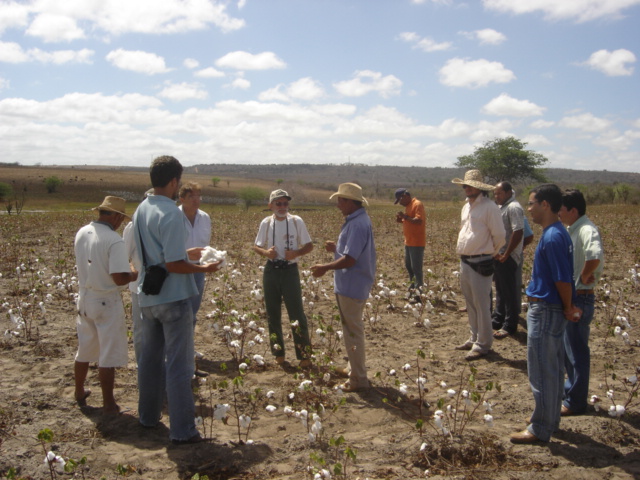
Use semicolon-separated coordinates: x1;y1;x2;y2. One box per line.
213;310;269;369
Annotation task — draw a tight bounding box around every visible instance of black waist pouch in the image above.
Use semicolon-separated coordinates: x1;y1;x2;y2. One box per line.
462;257;495;277
141;265;168;295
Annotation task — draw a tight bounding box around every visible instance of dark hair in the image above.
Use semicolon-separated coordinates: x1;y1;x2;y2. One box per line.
498;181;512;193
150;156;183;188
530;183;562;213
562;189;586;216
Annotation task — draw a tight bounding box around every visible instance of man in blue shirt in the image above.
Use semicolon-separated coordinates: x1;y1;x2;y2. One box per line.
133;156;221;445
510;184;581;444
311;183;376;392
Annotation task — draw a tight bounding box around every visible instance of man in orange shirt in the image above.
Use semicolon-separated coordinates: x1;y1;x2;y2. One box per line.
395;189;426;301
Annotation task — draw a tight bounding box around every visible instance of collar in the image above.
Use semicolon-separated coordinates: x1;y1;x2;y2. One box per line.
567;214;590;234
93;220;115;231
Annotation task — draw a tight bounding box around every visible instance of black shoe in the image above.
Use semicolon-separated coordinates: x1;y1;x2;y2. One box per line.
194;369;209;378
171;434;207;445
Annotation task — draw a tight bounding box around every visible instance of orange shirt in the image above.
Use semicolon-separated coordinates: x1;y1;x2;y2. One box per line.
403;197;426;247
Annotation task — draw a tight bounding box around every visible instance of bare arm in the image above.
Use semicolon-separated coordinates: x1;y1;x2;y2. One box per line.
252;244;277;260
495;229;524;263
166;259;221;274
310;255;356;278
555;281;581;322
580;259;600;285
111;269;138;286
284;242;313;261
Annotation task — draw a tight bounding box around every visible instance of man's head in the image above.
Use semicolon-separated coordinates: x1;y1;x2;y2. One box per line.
558;189;586;227
179;182;202;212
150;155;183;187
269;189;292;218
394;188;411;206
493;181;513;206
330;183;367;216
528;184;562;226
93;196;129;230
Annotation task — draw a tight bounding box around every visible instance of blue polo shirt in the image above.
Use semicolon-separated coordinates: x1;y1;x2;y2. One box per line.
334;207;376;300
133;194;198;307
526;221;575;305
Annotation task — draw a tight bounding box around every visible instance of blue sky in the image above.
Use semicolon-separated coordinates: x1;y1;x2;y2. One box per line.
1;0;639;172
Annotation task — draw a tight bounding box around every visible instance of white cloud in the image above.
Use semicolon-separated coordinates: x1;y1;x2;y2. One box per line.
184;58;199;69
238;0;247;9
230;78;251;89
0;41;93;64
483;0;640;23
482;93;545;117
530;119;555;128
439;58;515;88
461;28;506;45
559;112;612;132
15;1;245;42
260;77;325;102
194;67;225;78
0;1;30;33
522;133;551;146
582;49;636;76
0;77;9;90
25;13;85;42
106;49;171;75
399;32;453;52
333;70;402;98
215;51;286;70
158;82;208;101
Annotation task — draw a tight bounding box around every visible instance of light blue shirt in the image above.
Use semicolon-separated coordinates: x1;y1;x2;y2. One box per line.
567;215;604;290
334;207;376;300
133;194;198;307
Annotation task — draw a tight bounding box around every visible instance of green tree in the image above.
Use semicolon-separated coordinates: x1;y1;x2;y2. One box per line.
211;176;221;187
44;175;62;193
238;186;266;211
455;136;548;184
0;181;12;201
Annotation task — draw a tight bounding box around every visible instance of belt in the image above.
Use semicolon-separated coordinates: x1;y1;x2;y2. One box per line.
267;261;297;270
527;296;543;303
576;289;594;295
460;254;491;259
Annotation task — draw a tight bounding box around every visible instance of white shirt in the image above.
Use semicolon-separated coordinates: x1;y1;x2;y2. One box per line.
75;221;130;293
179;206;212;263
254;214;312;263
456;194;506;256
122;221;142;293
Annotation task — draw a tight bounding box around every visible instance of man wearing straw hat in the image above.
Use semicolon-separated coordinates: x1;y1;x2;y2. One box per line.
311;183;376;391
451;170;505;360
74;196;138;414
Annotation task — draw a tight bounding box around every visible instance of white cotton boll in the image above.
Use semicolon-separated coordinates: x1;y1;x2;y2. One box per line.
283;406;293;415
614;326;622;336
399;383;408;395
195;416;203;426
422;318;431;328
253;355;265;366
447;389;456;398
607;389;615;399
420;442;428;452
266;390;275;398
299;380;313;391
440;381;447;388
389;369;396;376
616;404;626;416
265;405;277;413
483;401;493;412
238;414;251;429
483;414;494;427
402;363;411;371
323;373;331;382
627;375;638;385
200;246;227;268
213;404;230;421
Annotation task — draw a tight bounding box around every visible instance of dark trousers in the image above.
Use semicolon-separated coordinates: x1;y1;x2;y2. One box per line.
492;256;520;333
263;262;311;360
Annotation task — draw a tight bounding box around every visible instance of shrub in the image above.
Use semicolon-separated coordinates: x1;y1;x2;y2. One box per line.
44;176;62;193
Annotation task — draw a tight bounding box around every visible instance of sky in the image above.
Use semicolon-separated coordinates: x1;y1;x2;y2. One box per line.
0;0;639;172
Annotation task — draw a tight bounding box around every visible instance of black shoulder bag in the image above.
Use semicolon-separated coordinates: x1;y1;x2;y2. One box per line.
137;223;169;295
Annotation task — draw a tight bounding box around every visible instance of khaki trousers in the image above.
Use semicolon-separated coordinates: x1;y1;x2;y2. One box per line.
336;294;368;388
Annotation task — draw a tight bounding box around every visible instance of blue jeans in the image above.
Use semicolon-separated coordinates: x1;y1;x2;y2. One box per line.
563;293;594;413
526;301;567;441
138;299;197;442
404;246;425;289
188;272;206;326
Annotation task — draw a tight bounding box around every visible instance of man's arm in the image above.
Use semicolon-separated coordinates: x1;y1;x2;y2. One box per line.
310;255;356;277
555;281;581;322
495;229;523;263
580;259;600;285
111;269;138;286
285;242;313;261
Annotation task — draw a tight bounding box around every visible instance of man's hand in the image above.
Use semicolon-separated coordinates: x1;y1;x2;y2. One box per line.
494;253;508;263
284;249;298;261
324;241;336;253
187;247;204;261
203;260;222;273
564;305;582;322
396;211;404;223
310;264;328;278
265;246;278;260
580;272;595;285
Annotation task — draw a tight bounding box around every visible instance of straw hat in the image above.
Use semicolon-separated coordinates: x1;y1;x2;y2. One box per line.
451;170;495;191
92;196;130;219
329;183;369;206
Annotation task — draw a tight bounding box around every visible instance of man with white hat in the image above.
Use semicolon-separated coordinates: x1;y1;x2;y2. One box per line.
74;196;138;414
253;189;313;368
311;183;376;391
451;170;505;360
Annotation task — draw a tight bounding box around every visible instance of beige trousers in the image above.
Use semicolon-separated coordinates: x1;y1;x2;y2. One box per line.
336;294;368;388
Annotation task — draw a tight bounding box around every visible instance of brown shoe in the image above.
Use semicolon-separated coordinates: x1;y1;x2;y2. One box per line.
275;356;285;365
464;350;488;361
298;359;312;369
493;329;511;339
510;429;543;444
454;342;473;351
333;366;350;378
560;405;577;416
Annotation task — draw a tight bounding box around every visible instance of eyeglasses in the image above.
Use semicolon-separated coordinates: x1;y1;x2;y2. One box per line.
275;201;289;207
527;201;538;206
